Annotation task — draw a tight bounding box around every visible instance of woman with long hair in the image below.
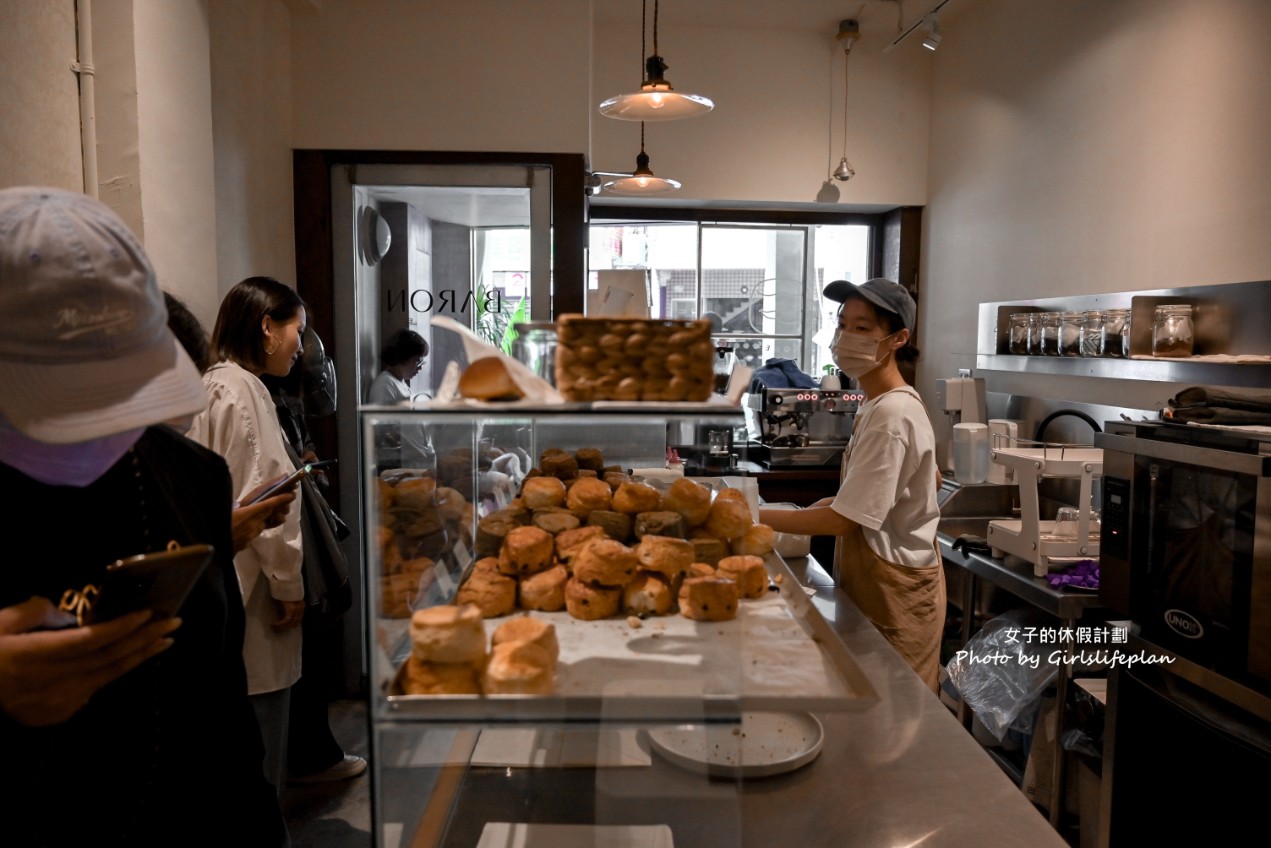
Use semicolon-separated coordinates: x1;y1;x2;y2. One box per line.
189;276;308;795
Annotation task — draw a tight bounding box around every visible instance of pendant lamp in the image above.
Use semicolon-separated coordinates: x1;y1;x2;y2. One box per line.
832;19;859;182
598;0;713;122
602;122;681;194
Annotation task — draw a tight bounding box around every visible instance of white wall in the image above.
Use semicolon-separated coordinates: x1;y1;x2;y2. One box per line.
132;0;220;323
209;0;295;313
287;0;932;207
0;0;82;192
918;0;1271;410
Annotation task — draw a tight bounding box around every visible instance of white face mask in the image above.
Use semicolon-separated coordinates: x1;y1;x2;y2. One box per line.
0;414;143;487
830;329;897;378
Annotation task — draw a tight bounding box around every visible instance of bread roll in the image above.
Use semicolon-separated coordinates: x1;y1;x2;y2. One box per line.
482;640;555;695
410;605;487;663
459;356;523;400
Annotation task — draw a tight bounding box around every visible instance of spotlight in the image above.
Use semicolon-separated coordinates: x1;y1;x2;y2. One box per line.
922;16;941;51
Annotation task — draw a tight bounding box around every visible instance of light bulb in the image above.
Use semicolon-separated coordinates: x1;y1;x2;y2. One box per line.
649;92;666;108
636;177;651;188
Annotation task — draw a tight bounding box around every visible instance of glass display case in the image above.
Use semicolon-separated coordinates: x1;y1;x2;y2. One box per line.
361;402;877;847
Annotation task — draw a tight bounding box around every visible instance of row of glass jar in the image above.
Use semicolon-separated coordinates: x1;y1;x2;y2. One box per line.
1007;309;1130;357
1006;304;1196;358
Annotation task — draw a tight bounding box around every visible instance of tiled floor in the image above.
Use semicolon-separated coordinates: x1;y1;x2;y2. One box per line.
282;699;373;848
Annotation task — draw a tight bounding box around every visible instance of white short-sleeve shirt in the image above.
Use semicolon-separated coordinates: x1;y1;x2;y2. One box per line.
830;386;940;569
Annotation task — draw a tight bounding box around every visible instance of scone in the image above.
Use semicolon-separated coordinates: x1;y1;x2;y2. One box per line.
491;616;559;667
566;476;613;515
409;604;488;663
586;510;633;541
455;566;518;618
611;481;662;514
690;538;730;567
633;511;687;540
482;640;555;695
518;564;569;612
634;535;695;580
521;476;567;509
622;572;674;616
703;498;752;541
663;478;712;527
555;525;609;563
497;525;555;576
678;576;740;622
531;507;581;535
565;577;622;621
717;554;769;599
401;656;482;696
572;538;639;587
731;523;776;557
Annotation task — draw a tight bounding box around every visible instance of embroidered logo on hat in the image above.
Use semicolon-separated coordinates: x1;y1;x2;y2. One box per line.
0;187;207;444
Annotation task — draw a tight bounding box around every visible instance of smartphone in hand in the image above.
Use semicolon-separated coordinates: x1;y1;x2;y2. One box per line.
244;460;337;506
85;544;215;623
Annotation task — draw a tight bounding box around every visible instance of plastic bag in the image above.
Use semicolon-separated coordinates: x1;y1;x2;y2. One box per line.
945;612;1059;740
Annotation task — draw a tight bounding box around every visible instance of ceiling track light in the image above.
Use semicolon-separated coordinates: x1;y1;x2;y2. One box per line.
598;0;714;121
601;122;682;195
884;0;953;53
922;15;942;51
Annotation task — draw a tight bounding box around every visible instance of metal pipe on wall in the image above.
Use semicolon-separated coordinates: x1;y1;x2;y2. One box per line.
73;0;98;198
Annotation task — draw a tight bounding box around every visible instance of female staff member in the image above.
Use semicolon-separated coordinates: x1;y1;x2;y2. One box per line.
189;276;308;792
759;279;944;692
368;328;433;469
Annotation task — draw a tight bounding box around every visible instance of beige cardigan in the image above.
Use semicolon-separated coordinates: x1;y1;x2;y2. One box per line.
189;360;303;695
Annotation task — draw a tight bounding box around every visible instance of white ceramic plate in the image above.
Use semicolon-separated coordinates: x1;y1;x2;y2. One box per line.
645;711;824;778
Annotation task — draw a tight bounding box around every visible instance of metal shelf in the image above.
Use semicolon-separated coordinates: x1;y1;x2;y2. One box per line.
976;353;1271;390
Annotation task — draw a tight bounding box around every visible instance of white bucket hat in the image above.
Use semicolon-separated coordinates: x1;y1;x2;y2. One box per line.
0;187;206;444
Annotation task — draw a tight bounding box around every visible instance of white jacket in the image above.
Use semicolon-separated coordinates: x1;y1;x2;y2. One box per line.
188;360;303;694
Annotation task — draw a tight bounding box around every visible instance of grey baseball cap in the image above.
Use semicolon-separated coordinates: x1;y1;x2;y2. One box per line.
0;187;206;444
823;277;917;333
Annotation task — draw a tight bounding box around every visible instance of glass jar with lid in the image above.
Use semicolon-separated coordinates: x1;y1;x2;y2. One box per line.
1038;313;1062;356
510;321;558;385
1082;310;1105;356
1007;313;1031;355
1059;311;1086;357
1027;313;1045;355
1101;308;1130;358
1152;304;1195;358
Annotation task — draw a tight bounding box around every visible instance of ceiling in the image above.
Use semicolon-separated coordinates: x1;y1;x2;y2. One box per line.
591;0;950;36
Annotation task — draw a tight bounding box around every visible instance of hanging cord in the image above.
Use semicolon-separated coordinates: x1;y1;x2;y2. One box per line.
653;0;660;56
826;46;836;178
641;0;647;73
640;121;647;154
841;47;851;159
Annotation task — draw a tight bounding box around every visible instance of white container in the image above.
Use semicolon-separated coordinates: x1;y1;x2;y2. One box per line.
762;502;812;558
952;423;990;485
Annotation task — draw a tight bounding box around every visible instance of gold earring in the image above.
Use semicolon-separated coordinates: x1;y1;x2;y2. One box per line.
265;337;280;356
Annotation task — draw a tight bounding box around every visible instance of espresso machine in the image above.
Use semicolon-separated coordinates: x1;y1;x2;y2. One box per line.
744;387;863;467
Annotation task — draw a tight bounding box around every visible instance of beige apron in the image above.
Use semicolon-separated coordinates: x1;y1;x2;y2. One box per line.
834;447;945;693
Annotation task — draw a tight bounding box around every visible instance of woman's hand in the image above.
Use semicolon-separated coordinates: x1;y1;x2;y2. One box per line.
0;597;180;727
230;491;296;553
272;599;306;630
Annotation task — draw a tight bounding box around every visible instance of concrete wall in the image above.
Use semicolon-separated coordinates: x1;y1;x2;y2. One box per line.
918;0;1271;412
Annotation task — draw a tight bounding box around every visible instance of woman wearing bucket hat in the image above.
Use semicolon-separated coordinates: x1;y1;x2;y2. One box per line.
0;187;287;845
759;278;944;693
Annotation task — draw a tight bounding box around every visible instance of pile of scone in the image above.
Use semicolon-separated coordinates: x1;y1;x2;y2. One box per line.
554;316;715;402
401;605;560;696
455;447;777;624
376;476;473;618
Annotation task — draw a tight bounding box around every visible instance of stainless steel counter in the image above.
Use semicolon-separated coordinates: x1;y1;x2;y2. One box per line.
389;555;1066;847
765;555;1065;847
